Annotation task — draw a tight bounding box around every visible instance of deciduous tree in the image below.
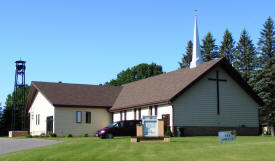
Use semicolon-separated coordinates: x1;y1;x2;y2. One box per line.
105;63;163;86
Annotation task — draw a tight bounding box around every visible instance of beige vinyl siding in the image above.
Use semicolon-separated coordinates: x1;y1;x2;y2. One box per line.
54;107;111;137
173;66;259;127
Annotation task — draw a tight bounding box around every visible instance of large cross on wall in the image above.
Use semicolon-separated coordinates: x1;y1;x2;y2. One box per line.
208;71;227;115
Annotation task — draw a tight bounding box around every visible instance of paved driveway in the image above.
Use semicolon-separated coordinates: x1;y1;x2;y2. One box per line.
0;138;62;155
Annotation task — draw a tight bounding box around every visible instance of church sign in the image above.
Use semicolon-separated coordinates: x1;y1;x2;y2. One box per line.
218;131;236;142
142;116;158;137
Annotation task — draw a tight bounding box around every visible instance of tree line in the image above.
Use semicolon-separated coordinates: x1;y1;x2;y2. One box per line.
0;86;30;135
0;17;273;136
108;16;274;135
179;17;274;135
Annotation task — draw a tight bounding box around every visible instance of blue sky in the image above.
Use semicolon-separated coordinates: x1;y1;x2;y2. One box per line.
0;0;274;106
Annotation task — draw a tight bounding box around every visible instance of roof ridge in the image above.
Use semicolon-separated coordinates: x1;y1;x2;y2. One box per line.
121;58;222;87
110;58;224;112
32;81;121;88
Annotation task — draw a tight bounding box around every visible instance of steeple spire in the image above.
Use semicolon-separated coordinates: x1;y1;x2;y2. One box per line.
190;10;204;68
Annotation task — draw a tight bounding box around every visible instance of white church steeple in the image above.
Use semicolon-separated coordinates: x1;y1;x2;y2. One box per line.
190;10;204;68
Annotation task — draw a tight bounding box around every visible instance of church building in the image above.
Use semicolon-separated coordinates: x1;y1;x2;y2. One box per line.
27;15;263;137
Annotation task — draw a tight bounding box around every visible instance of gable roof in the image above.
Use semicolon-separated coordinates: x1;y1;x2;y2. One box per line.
27;58;263;113
109;58;264;112
26;81;122;111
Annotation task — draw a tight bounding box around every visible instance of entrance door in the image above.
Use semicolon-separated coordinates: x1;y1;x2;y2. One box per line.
46;116;53;134
162;114;170;132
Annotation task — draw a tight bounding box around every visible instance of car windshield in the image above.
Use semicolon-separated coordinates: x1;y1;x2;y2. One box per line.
106;122;117;128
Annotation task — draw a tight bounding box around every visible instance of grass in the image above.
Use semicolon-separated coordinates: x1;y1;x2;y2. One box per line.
0;136;275;161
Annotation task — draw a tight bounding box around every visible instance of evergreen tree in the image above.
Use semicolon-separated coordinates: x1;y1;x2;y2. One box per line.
179;40;193;68
219;29;236;64
0;103;2;117
252;17;275;136
201;32;219;61
234;29;257;82
258;16;275;66
0;85;30;136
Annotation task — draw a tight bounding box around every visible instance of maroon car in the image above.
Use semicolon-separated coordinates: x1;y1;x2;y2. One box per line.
96;120;141;138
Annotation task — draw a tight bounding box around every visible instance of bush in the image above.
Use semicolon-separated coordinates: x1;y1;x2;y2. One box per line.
49;132;57;137
26;134;32;138
165;126;172;137
32;135;40;138
65;133;72;137
82;133;88;137
40;133;46;137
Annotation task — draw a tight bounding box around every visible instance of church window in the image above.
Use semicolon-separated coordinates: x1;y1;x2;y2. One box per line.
124;111;127;120
149;106;152;115
36;114;40;125
76;111;82;123
86;112;91;123
120;111;122;121
155;106;158;116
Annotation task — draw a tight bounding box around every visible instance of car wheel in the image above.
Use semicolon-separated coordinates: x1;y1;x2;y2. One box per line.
106;133;113;139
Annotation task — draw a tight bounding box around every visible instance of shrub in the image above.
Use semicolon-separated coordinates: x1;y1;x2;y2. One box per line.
82;133;88;137
32;135;40;138
165;126;172;137
40;133;46;137
65;133;72;137
26;134;32;138
49;132;57;137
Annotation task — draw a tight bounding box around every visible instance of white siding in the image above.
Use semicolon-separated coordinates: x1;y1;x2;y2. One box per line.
173;66;259;127
113;112;120;122
126;110;134;120
28;92;55;136
141;108;149;118
136;109;140;119
152;108;156;116
157;105;173;127
112;105;173;124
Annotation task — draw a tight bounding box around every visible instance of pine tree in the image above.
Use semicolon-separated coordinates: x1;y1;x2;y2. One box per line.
0;86;30;136
219;29;236;64
234;29;257;82
252;17;275;136
201;32;219;61
258;16;275;65
0;102;2;117
179;40;193;68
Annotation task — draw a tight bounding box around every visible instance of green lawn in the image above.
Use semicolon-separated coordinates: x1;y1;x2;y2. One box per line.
0;136;275;161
